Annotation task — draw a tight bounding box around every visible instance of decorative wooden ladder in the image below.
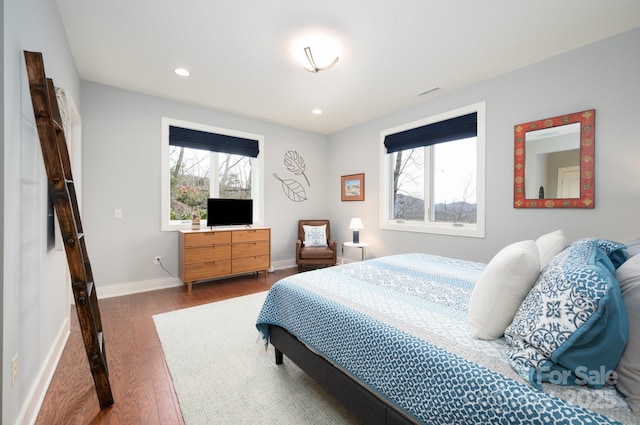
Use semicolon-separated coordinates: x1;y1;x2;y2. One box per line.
23;51;114;409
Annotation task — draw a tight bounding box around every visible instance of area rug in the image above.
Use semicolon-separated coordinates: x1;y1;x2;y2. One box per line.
153;292;359;424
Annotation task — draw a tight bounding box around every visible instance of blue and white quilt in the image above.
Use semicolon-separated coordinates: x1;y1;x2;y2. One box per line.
256;253;633;424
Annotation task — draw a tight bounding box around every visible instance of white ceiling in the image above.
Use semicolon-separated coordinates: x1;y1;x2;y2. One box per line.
56;1;640;135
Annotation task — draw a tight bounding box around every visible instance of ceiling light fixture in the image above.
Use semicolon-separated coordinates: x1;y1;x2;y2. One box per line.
174;68;190;77
303;47;339;73
312;108;323;115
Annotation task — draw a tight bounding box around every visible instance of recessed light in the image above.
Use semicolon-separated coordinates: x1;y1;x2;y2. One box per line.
312;109;323;115
174;68;190;77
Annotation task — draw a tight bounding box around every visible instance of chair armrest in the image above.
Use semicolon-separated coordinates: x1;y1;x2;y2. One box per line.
296;239;302;258
328;240;337;252
329;240;337;262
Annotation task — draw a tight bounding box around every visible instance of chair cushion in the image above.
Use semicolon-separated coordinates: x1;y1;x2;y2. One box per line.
299;246;335;260
303;224;328;247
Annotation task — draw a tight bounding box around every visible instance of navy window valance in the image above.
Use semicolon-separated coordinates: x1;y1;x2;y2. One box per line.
169;126;259;158
384;112;477;153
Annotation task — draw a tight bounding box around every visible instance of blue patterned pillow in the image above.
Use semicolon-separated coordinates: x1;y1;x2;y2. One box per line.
597;238;628;269
505;238;628;389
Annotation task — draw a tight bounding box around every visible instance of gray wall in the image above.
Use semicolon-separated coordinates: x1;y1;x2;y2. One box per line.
327;28;640;263
80;82;329;289
3;0;80;423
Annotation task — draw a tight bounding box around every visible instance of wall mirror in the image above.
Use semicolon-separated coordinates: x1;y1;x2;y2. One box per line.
514;109;595;208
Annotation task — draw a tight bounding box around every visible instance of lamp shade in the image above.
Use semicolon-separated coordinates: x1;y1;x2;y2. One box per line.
349;218;364;230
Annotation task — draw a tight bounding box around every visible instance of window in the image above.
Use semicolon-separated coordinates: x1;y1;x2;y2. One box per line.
380;102;485;237
161;118;265;231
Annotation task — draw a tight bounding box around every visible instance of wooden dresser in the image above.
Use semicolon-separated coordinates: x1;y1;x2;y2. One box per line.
178;227;271;293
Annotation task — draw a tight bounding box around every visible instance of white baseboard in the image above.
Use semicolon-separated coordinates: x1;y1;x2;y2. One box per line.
96;262;301;300
270;259;297;270
97;276;183;299
96;264;303;300
21;317;70;425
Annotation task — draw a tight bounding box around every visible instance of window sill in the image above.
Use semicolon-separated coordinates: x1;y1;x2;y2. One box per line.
380;220;484;238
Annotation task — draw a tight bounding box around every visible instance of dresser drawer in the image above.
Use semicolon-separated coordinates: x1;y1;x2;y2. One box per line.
232;229;270;243
232;255;270;274
184;245;231;265
184;231;231;247
184;260;231;281
231;241;269;259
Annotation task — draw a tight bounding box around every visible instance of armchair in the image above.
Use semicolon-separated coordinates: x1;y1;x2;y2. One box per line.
295;219;337;271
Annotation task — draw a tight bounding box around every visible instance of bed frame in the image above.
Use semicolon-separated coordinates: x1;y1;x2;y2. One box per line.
269;325;417;425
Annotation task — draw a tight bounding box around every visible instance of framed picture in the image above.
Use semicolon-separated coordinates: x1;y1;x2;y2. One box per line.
341;173;365;201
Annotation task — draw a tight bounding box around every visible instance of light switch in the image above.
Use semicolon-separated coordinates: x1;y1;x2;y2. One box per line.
114;209;123;219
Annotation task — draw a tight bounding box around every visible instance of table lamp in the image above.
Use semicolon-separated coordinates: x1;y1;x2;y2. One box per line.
349;218;364;244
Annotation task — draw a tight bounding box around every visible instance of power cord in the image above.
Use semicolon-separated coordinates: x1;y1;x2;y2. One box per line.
157;258;177;277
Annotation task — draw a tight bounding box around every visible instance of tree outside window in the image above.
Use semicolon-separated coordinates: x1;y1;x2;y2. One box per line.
169;147;252;221
390;137;476;224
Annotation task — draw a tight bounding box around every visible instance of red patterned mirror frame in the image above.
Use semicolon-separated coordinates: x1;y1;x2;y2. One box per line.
514;109;595;208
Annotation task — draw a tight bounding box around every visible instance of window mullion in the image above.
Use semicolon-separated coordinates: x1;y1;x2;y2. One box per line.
389;153;397;220
424;146;433;222
210;152;219;197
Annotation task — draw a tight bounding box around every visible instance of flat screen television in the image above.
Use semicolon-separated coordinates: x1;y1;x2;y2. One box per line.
206;198;253;227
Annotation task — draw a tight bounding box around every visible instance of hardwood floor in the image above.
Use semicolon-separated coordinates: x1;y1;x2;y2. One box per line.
35;269;298;425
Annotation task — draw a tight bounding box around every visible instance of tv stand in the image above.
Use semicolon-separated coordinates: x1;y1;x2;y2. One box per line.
178;227;271;293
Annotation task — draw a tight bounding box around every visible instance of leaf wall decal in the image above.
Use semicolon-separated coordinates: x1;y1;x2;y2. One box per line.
273;173;307;202
284;150;310;186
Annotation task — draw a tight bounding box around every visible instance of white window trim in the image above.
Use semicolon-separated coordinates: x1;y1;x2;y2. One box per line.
160;117;265;231
379;102;486;238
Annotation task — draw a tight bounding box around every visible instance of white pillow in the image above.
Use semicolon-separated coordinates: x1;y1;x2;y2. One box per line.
625;236;640;257
536;229;567;268
468;240;540;340
303;224;328;247
615;253;640;415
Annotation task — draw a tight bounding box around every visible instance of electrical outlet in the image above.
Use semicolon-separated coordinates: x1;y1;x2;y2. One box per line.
154;256;161;265
12;354;18;387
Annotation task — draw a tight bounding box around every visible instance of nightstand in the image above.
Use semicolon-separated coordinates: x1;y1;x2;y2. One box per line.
342;241;370;264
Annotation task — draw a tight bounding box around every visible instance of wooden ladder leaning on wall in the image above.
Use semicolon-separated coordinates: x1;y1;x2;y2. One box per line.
23;51;114;410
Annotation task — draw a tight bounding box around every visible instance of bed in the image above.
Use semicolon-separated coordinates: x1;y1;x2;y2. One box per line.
256;235;640;424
